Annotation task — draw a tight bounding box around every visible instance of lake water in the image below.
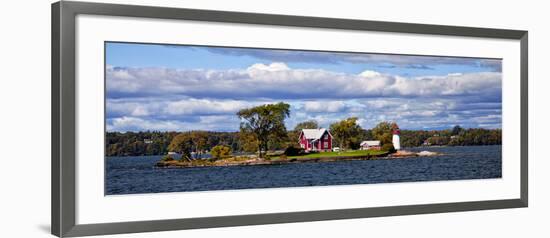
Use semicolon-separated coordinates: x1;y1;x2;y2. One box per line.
105;145;501;195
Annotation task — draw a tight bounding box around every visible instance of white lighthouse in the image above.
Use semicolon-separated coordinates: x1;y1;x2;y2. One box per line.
392;123;401;150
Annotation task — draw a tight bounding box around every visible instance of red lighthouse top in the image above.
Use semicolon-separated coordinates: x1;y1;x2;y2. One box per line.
391;123;400;135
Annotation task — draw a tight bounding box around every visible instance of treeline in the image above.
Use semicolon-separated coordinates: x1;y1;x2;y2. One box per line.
329;122;501;150
399;126;501;147
106;125;501;157
106;131;240;156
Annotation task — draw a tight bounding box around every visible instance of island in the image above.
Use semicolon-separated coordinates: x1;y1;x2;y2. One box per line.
151;103;450;168
103;102;500;169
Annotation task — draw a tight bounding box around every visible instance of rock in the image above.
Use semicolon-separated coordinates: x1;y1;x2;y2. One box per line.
391;150;417;157
416;151;439;156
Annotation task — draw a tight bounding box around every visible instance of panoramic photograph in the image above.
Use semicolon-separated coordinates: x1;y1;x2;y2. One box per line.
105;42;502;195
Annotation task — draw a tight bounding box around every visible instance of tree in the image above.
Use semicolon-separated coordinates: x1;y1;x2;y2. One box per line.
167;133;193;161
426;135;450;145
371;121;393;146
211;145;232;160
189;131;208;159
329;117;362;150
238;131;259;153
236;102;290;158
451;125;463;136
267;132;289;151
294;120;319;131
382;143;396;153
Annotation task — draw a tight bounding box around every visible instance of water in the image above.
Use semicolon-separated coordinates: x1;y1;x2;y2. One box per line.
105;145;501;195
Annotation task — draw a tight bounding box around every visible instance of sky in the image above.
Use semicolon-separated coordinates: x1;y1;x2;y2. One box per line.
105;42;502;132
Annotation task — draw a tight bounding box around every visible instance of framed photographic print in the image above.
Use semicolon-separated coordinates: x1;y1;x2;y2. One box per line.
52;1;528;237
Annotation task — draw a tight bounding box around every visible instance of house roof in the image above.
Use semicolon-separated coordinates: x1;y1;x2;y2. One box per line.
301;128;330;140
360;140;381;146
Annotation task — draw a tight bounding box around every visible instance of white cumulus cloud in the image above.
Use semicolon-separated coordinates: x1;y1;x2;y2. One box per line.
107;64;501;100
303;101;346;113
106;63;502;132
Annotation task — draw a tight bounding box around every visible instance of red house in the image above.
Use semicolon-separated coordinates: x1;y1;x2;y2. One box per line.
298;128;333;152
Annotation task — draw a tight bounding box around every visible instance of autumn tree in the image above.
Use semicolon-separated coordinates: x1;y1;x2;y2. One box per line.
210;145;232;160
329;117;362;150
236;102;290;158
189;131;208;159
167;133;193;161
167;131;209;160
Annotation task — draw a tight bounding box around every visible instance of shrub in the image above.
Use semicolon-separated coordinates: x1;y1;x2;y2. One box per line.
382;143;396;153
211;145;232;160
284;146;305;156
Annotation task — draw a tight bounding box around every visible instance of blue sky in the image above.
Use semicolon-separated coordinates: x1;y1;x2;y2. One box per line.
105;42;502;132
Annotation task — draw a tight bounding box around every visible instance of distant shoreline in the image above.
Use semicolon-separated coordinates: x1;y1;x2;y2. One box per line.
105;128;502;158
106;144;500;158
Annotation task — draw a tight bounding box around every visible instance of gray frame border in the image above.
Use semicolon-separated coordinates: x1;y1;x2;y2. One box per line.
52;1;528;237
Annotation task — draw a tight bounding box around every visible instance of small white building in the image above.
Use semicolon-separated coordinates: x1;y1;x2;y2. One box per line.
167;151;182;159
360;140;381;150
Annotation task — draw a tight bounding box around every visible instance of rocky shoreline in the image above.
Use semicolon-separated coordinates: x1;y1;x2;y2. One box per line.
387;150;441;158
155;150;442;168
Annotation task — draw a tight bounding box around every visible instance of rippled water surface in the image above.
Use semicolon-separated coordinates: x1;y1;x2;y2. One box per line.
106;145;501;195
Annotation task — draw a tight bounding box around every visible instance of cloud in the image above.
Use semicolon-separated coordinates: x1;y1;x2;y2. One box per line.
303;101;346;113
107;115;243;132
204;47;502;71
204;47;341;64
107;98;271;119
352;97;501;130
107;63;502;101
107;97;502;132
107;116;189;132
106;63;502;132
247;62;290;72
165;99;255;116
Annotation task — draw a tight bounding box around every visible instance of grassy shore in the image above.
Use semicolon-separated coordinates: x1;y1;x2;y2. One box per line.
276;150;388;160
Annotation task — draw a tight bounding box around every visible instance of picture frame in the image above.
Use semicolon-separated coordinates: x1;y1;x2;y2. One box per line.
52;1;528;237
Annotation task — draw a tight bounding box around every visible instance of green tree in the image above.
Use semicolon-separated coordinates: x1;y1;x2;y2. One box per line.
211;145;232;160
426;135;450;145
267;132;289;150
329;117;362;150
371;121;393;146
451;125;463;136
238;131;259;153
382;143;396;153
236;102;291;158
167;133;193;161
294;120;319;131
189;131;208;159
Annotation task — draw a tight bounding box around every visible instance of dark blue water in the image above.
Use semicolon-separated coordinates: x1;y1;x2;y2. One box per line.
105;145;501;195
